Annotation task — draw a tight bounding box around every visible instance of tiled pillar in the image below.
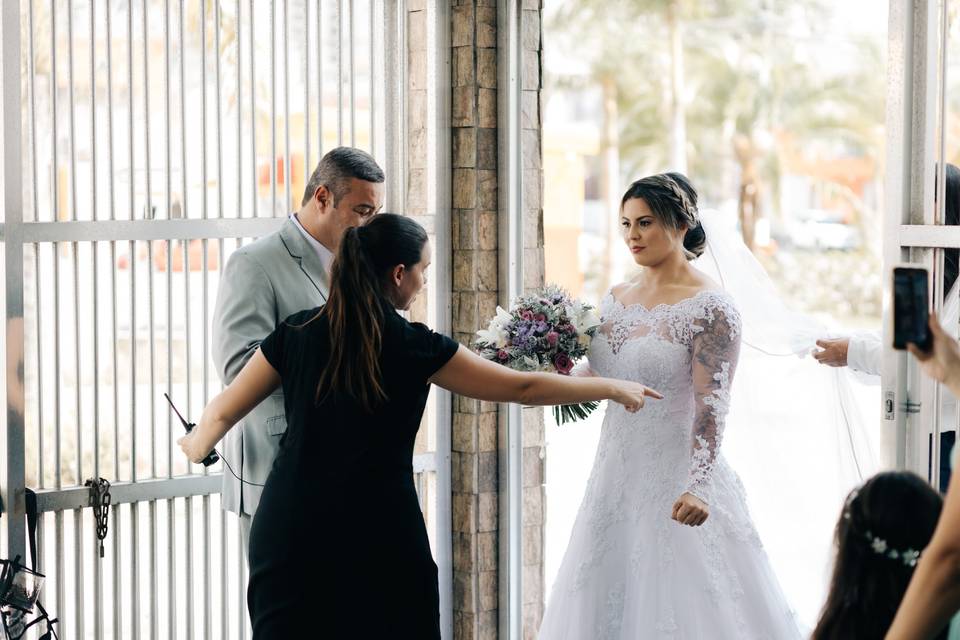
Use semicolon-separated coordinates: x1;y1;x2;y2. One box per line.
451;2;500;637
449;2;545;639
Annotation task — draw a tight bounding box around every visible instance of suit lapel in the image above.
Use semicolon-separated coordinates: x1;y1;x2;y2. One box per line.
278;217;330;302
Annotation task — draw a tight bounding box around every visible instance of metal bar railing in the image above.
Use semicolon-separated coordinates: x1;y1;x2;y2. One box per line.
34;476;223;515
271;0;277;218
167;236;177;639
216;0;225;223
349;0;356;147
184;230;194;637
305;0;311;178
89;5;104;637
370;0;375;154
0;0;27;618
202;238;213;640
238;0;244;220
20;218;285;243
107;7;120;634
28;0;39;225
338;0;344;145
283;0;292;212
249;0;258;219
6;4;414;638
318;0;324;158
145;9;159;638
67;7;84;631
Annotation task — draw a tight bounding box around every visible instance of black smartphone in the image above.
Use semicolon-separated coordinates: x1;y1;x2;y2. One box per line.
163;393;220;467
893;266;932;352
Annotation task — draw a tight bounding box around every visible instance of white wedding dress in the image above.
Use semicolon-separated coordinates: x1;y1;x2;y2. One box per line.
537;288;802;640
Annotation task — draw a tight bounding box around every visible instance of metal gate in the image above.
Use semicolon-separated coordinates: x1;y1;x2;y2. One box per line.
884;0;960;486
0;1;452;638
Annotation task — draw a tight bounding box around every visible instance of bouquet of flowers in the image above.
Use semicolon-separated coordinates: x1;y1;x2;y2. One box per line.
474;285;602;425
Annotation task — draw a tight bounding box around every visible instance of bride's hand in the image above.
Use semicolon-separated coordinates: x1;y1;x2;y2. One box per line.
608;380;663;412
672;492;709;526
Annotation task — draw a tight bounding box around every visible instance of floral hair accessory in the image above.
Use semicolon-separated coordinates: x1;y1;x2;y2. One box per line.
843;490;923;568
864;531;921;567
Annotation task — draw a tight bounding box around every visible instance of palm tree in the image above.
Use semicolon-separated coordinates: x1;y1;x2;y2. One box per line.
548;0;885;252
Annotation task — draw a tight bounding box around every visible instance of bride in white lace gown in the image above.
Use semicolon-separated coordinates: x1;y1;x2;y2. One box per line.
538;174;801;639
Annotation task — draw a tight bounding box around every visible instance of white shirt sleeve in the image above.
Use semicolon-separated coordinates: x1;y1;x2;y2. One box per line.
846;330;883;377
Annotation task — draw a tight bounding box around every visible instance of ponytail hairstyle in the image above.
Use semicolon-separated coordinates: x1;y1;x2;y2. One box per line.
620;172;706;260
315;213;429;411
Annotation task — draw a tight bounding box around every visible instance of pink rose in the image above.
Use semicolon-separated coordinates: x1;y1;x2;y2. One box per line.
553;353;573;375
535;313;546;323
497;349;510;361
521;310;534;321
546;331;559;346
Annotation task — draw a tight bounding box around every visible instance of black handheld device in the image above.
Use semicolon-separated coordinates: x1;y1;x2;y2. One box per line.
163;393;220;467
893;266;933;353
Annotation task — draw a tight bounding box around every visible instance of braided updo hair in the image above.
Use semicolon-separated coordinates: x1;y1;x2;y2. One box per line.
620;172;706;260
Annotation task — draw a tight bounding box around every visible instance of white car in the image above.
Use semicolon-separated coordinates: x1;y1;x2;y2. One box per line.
783;208;862;251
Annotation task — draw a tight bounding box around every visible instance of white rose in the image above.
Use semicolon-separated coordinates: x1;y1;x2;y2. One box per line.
577;308;601;333
521;356;540;371
476;327;509;348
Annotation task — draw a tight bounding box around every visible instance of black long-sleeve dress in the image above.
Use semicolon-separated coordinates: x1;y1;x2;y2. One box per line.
247;304;459;639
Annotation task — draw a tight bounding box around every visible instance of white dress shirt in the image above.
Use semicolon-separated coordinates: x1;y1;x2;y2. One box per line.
846;283;960;377
290;213;335;274
847;331;883;376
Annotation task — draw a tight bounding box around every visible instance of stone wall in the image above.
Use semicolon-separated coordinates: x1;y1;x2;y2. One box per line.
448;2;545;639
450;2;500;637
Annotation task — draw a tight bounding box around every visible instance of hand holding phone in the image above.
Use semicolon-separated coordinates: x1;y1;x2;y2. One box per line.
893;266;933;353
164;393;220;467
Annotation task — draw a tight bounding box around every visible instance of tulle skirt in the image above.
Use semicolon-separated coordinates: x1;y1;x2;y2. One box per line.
537;460;802;640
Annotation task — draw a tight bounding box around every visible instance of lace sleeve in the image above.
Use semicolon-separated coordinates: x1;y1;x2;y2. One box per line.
686;296;742;504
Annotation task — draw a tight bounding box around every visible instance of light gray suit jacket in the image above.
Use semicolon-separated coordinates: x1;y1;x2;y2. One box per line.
212;217;330;516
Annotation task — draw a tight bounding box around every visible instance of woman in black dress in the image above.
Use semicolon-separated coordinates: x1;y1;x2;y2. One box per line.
178;214;661;638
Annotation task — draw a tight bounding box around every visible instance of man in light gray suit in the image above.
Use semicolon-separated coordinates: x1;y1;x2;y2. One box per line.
212;147;385;550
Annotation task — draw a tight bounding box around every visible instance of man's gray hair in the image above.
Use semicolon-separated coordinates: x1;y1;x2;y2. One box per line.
301;146;385;206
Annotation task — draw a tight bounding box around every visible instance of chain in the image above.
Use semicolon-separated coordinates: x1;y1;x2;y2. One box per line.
84;478;111;559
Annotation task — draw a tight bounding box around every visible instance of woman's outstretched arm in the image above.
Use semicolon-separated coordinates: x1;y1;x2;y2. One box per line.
429;345;661;410
178;348;281;463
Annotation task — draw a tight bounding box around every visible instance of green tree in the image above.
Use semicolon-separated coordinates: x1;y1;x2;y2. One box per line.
548;0;885;257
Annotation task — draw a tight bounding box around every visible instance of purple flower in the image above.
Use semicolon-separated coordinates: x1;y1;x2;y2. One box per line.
553;353;573;375
546;331;559;346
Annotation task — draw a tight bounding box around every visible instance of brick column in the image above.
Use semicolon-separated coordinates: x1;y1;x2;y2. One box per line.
450;2;499;638
449;2;545;639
